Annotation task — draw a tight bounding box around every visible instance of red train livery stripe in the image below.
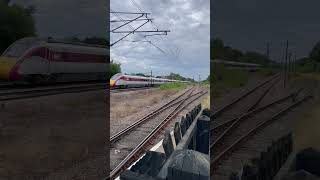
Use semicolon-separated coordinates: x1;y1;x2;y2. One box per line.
120;76;151;82
8;64;21;81
21;47;107;63
52;51;106;63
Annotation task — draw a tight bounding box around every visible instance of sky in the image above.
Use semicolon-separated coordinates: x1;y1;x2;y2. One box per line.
10;0;106;39
110;0;210;80
212;0;320;61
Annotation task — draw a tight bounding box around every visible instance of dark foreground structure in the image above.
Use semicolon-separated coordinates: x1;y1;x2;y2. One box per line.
119;106;210;180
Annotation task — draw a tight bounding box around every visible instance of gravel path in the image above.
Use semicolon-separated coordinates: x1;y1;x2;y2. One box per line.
0;90;107;179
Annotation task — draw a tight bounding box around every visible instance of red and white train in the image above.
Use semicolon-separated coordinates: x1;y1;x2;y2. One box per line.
0;37;108;84
110;73;188;88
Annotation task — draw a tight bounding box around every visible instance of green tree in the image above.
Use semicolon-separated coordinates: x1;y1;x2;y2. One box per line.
310;42;320;62
167;72;193;81
63;36;82;43
83;36;107;46
240;51;270;65
134;73;146;77
0;1;36;53
110;60;121;78
211;38;225;59
211;38;272;65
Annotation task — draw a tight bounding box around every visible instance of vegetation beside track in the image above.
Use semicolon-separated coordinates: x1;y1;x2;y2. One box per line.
159;82;188;90
212;61;277;97
291;72;320;81
212;64;248;97
201;94;210;109
289;73;320;151
293;102;320;151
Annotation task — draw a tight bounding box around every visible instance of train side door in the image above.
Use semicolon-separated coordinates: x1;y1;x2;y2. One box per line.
47;48;53;75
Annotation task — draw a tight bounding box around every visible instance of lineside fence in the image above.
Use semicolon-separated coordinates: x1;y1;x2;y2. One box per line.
230;133;293;180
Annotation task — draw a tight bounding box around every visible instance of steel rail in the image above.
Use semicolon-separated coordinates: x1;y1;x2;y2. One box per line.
247;77;280;112
110;87;195;143
209;77;280;131
0;84;106;101
210;76;282;133
212;73;280;118
210;88;302;149
211;95;312;169
110;86;157;93
110;92;201;144
109;90;208;179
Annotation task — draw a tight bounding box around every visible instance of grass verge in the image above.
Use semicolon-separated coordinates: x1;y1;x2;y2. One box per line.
293;103;320;151
159;82;188;91
212;65;277;97
201;94;210;109
212;64;249;97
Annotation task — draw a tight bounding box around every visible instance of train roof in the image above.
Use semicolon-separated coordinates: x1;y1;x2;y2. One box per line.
2;37;108;57
111;73;187;82
212;59;262;67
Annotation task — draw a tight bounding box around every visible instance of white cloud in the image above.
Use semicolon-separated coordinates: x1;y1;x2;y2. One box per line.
111;0;210;80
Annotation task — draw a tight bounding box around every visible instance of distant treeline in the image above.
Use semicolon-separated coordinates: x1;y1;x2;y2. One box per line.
167;73;195;82
63;36;108;46
110;60;121;79
0;0;109;55
131;72;196;82
211;38;273;66
0;0;36;54
294;41;320;73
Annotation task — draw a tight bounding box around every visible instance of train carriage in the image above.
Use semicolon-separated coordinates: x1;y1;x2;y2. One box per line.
0;37;108;84
110;73;187;88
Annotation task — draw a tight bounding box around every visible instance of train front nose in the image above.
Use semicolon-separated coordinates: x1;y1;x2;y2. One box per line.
0;57;18;80
110;80;115;88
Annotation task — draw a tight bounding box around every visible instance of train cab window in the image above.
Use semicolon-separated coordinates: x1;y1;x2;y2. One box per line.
53;53;63;61
111;73;123;80
2;38;41;58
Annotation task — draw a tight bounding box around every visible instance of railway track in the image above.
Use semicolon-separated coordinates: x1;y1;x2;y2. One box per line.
211;74;280;119
0;83;15;90
110;86;157;93
109;87;208;179
110;87;193;143
210;74;312;179
0;83;106;101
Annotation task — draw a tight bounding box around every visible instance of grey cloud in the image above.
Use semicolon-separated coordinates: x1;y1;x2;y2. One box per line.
11;0;107;38
212;0;320;59
111;0;210;80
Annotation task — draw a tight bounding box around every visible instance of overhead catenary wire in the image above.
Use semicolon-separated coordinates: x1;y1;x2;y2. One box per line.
127;0;181;58
111;8;170;56
132;1;181;58
111;18;153;23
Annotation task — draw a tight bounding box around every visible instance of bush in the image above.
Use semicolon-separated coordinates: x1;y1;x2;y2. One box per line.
160;83;187;90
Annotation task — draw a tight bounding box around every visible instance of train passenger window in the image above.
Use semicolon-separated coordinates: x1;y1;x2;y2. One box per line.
32;47;46;58
53;53;62;61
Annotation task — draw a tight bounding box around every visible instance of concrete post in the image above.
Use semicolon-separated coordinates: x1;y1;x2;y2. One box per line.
196;115;210;154
186;114;192;128
163;129;174;157
174;122;182;146
180;117;187;136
